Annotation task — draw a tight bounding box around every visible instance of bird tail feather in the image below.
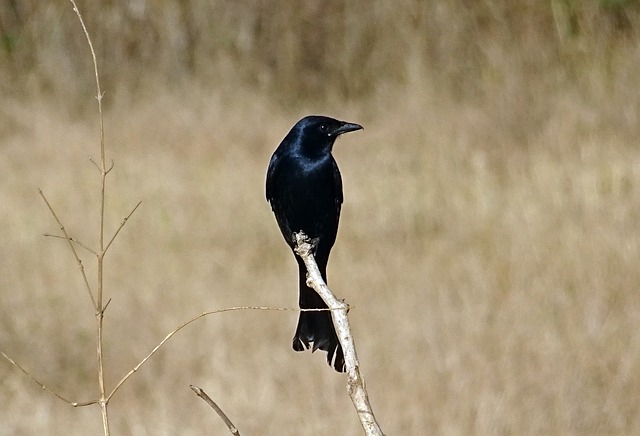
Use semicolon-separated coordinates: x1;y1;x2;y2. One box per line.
292;262;345;372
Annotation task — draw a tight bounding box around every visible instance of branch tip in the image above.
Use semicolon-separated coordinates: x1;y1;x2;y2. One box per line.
191;384;241;435
293;231;312;256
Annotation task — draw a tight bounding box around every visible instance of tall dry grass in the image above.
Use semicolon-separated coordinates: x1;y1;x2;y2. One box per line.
1;1;640;434
1;1;638;102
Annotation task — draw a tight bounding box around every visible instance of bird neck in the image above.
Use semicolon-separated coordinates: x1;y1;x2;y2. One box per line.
297;142;334;160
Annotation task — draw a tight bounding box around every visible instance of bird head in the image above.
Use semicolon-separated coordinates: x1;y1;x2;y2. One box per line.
291;115;363;156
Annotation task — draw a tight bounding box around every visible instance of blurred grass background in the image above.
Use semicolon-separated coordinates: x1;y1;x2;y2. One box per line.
1;0;640;434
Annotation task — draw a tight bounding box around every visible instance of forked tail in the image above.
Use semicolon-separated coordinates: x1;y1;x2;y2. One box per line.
292;261;345;372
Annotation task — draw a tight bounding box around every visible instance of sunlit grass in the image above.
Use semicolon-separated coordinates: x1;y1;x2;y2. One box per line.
1;71;639;433
1;1;640;434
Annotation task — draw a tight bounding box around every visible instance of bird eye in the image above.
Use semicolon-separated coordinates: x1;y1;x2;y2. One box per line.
319;124;329;133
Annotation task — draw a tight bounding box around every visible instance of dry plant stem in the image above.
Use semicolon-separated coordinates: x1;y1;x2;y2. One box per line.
104;201;142;253
36;196;139;404
106;306;296;401
190;385;241;435
2;306;294;410
68;1;110;434
0;351;92;406
294;232;385;436
38;188;97;309
43;233;98;255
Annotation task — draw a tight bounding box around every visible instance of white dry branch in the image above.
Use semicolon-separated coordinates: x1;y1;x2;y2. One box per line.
293;232;385;436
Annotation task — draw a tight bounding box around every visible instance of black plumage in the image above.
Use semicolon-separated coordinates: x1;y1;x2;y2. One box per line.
266;115;362;372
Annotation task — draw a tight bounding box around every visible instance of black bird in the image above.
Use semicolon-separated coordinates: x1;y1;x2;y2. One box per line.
266;115;363;372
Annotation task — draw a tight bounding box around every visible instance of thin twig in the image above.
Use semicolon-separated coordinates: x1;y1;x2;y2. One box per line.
43;233;98;255
4;305;299;409
294;232;384;436
89;156;101;171
107;306;297;402
190;385;241;435
103;298;112;312
89;157;115;174
67;1;104;166
0;350;97;407
104;201;142;254
38;188;97;310
105;159;114;174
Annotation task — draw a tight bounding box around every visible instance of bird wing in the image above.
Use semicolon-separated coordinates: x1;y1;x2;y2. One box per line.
265;150;281;204
331;156;343;218
265;149;295;243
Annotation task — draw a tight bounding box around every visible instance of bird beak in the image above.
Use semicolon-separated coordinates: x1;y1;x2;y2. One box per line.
332;122;363;137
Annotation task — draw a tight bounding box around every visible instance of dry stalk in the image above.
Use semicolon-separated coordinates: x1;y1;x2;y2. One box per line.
294;232;385;436
190;385;241;435
2;304;299;416
63;1;111;432
106;306;296;402
38;187;96;309
0;3;133;431
0;351;94;406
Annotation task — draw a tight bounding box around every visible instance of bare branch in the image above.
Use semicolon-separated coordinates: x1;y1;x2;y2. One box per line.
105;159;115;175
190;385;241;435
43;233;97;255
104;201;142;254
89;156;101;171
67;0;104;166
67;1;110;434
38;187;97;310
89;157;114;174
0;350;97;407
107;306;296;402
103;298;112;312
294;232;384;436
